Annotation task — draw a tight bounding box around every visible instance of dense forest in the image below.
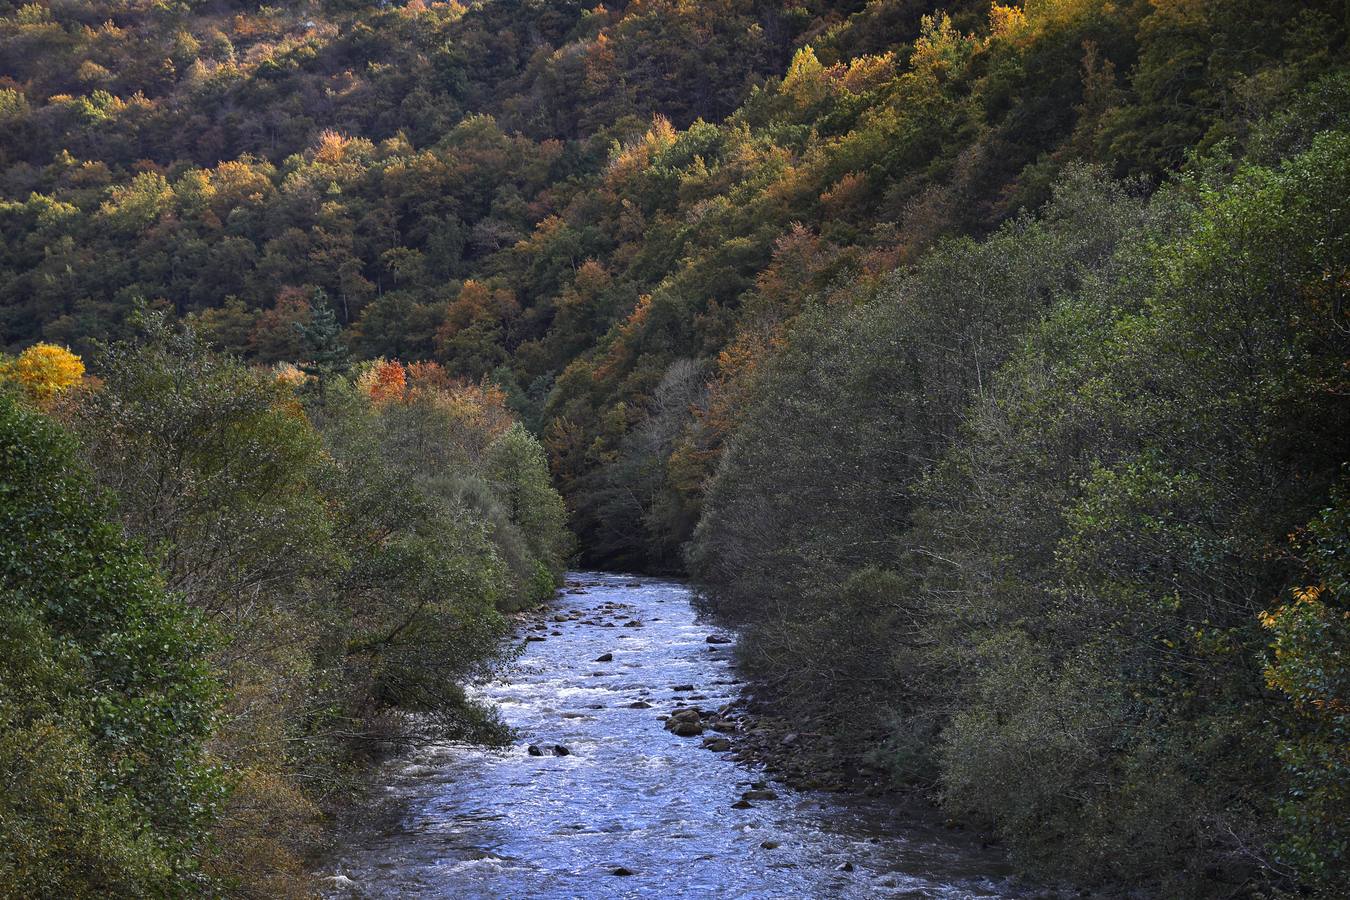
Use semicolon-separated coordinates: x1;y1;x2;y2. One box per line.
1;0;1347;896
1;323;569;896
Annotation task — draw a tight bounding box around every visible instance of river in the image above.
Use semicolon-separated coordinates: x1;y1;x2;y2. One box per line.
324;572;1027;898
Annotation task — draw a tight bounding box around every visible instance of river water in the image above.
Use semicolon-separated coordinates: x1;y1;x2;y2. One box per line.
325;572;1026;899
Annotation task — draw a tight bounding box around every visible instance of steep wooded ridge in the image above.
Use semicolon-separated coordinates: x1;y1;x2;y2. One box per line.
1;0;1347;896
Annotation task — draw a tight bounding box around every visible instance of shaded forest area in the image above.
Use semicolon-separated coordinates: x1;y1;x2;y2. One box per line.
1;0;1347;896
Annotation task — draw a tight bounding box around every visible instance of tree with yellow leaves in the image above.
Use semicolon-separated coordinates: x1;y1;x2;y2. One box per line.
1;342;85;404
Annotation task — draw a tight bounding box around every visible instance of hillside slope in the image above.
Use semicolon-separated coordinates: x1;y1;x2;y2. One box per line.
2;1;1348;894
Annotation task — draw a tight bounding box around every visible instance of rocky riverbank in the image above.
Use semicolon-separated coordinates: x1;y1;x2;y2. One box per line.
528;578;938;809
327;572;1027;898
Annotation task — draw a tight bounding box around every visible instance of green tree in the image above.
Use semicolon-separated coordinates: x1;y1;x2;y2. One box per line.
0;389;217;898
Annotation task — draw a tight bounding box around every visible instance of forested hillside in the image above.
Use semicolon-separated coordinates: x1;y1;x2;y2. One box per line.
1;0;1347;896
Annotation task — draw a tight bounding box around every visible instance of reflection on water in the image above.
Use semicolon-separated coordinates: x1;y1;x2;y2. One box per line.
325;573;1025;899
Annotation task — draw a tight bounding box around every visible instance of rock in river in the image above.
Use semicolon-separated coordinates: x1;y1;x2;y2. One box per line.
595;652;613;662
670;720;703;737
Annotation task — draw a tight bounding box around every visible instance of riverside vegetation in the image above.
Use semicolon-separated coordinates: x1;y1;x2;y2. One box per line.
0;326;569;897
1;0;1347;896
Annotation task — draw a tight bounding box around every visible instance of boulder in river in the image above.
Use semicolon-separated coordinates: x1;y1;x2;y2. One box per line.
527;744;543;756
525;635;546;642
627;700;653;709
595;652;613;662
702;737;733;752
731;800;753;809
706;634;733;644
760;840;780;850
669;720;703;737
611;867;635;876
552;745;571;756
671;684;695;691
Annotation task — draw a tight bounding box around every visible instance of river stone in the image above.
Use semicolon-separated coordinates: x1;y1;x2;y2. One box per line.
669;708;701;723
760;840;780;850
623;620;642;627
525;635;545;642
837;861;855;872
627;700;653;709
611;867;635;876
527;744;543;756
670;721;703;737
702;737;733;752
671;684;695;691
552;744;571;756
595;652;613;662
731;800;753;809
706;634;733;644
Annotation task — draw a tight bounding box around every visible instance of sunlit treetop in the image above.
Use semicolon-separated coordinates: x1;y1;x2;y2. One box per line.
2;343;86;405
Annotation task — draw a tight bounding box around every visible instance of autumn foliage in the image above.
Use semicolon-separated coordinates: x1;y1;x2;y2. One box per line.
1;343;85;404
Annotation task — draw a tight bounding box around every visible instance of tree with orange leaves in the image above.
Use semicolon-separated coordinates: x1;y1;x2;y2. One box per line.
359;359;407;404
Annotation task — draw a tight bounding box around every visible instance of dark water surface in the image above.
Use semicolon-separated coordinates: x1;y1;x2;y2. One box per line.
325;572;1024;899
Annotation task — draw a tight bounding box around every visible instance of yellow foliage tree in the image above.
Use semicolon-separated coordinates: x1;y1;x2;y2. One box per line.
2;343;85;404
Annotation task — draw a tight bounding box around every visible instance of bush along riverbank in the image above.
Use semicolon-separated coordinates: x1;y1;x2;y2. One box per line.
0;317;570;898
